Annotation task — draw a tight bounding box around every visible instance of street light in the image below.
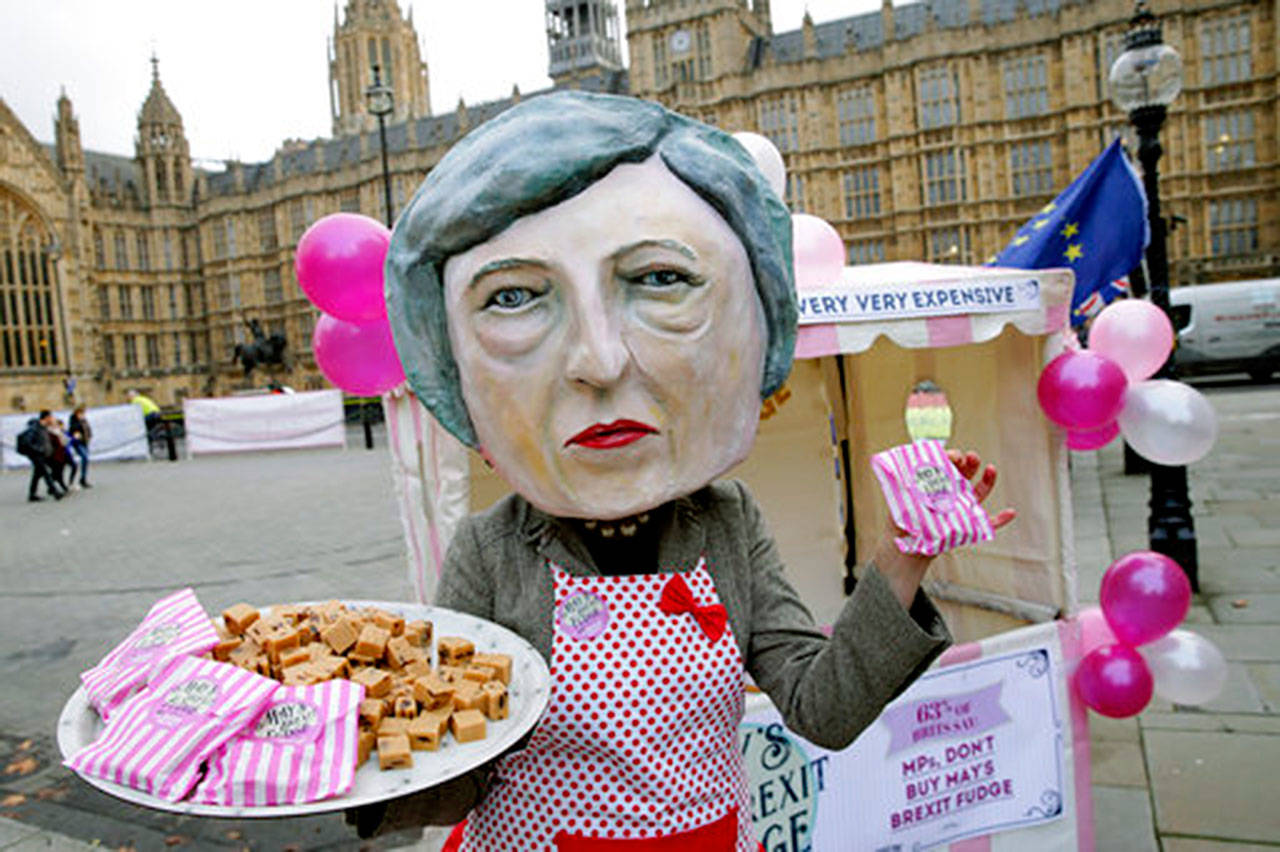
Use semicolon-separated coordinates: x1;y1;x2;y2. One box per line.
1109;0;1199;590
364;64;395;228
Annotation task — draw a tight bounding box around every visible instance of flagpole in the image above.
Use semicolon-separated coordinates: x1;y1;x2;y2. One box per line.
1111;1;1199;591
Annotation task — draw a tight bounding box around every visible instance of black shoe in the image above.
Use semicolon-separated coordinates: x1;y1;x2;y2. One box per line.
81;482;92;488
52;490;65;501
28;495;44;502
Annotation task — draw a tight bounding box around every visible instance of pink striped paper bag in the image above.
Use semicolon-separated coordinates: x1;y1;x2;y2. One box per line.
80;588;220;720
66;655;277;802
191;679;366;806
870;439;995;557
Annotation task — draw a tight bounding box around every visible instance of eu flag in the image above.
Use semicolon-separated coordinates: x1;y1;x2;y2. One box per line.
990;139;1149;325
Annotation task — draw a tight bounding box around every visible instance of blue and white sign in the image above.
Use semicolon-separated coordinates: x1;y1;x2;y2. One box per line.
796;277;1043;325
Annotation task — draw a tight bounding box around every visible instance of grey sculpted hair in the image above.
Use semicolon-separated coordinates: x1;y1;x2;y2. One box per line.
385;90;797;448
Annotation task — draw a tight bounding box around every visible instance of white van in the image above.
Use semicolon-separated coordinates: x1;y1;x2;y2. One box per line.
1171;278;1280;382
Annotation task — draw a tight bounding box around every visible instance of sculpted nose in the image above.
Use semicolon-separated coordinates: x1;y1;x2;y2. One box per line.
565;311;628;389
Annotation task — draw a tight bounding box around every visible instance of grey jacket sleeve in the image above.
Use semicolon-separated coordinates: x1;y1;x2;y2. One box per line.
436;515;494;620
741;485;952;751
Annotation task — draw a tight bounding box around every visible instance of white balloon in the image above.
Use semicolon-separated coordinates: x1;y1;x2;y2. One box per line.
732;131;787;198
1118;379;1218;466
1140;629;1229;706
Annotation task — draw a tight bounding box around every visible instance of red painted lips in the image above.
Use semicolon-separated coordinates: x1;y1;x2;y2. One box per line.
565;420;659;449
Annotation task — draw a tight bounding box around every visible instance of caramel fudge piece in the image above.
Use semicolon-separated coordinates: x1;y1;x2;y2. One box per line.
359;698;386;728
315;599;346;624
450;709;487;744
437;636;475;667
369;609;405;637
278;646;311;670
385;636;422;670
263;625;304;663
222;603;260;635
481;681;509;721
354;625;391;660
404;620;432;648
413;674;455;711
228;642;266;674
462;664;496;684
281;662;323;686
350;666;393;699
357;728;377;766
393;694;417;719
212;634;243;663
437;665;468;684
377;734;413;770
311;654;350;681
376;716;411;737
320;616;361;655
450;679;485;712
471;653;512;685
404;658;433;680
408;709;450;751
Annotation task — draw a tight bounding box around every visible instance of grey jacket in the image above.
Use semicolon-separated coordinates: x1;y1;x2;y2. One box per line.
437;479;951;751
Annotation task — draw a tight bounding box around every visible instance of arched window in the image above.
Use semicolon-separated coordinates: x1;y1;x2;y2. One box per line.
0;187;59;369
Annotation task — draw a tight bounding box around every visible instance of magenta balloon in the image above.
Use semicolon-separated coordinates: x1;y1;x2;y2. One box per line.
296;213;391;321
1074;644;1154;718
791;214;845;291
1066;420;1120;451
1089;300;1175;382
1100;550;1192;646
1037;350;1129;430
1076;605;1119;656
312;313;405;395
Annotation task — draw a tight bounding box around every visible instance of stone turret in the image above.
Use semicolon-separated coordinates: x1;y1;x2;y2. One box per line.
134;56;192;207
329;0;431;135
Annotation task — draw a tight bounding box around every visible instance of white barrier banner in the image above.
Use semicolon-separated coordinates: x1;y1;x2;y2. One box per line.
742;620;1089;851
183;390;345;456
2;404;148;469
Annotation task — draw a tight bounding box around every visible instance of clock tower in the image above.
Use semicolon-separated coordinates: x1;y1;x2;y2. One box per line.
625;0;772;98
135;56;192;207
546;0;624;88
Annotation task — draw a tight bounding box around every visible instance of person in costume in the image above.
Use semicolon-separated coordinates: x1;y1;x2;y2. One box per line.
366;91;1014;850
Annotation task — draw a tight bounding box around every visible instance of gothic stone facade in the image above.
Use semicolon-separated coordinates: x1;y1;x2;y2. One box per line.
1;0;1275;414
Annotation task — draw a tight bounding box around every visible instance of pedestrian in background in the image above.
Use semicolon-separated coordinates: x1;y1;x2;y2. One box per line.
68;405;92;488
48;418;76;493
16;411;63;503
128;388;161;432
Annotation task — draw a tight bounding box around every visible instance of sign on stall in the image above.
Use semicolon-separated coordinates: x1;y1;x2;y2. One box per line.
796;277;1044;325
742;620;1089;850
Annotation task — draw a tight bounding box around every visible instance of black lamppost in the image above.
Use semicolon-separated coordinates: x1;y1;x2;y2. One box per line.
361;65;395;450
1109;1;1199;590
365;64;395;228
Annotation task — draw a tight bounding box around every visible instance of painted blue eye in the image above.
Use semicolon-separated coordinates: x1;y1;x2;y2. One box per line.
632;269;696;288
486;287;536;310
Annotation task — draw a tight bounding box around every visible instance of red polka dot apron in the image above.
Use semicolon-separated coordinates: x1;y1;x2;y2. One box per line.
461;558;754;851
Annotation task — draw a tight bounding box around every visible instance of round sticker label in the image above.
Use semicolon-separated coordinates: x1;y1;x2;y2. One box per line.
149;677;220;728
557;590;609;641
912;463;957;512
123;621;182;661
250;700;323;744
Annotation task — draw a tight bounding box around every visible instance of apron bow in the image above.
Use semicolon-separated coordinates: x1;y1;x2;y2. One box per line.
658;574;727;643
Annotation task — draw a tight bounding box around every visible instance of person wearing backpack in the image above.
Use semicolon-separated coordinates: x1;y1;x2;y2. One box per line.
17;411;64;503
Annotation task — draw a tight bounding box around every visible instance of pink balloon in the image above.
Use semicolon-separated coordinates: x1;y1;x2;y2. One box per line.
1074;644;1154;718
1076;605;1119;656
312;313;405;395
1037;350;1128;431
1089;300;1175;382
1066;420;1120;451
1100;550;1191;646
791;214;845;291
296;213;391;322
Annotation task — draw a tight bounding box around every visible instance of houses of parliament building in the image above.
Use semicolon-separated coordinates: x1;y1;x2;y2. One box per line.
1;0;1275;412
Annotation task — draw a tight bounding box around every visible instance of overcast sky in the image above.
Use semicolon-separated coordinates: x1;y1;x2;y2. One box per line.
1;0;880;166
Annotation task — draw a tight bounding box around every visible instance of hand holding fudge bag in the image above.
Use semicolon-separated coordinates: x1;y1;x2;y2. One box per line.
66;656;277;802
870;439;995;557
192;679;366;807
79;588;220;720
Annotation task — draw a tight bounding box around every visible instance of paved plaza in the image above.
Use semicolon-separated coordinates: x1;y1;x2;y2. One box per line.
1;383;1278;850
